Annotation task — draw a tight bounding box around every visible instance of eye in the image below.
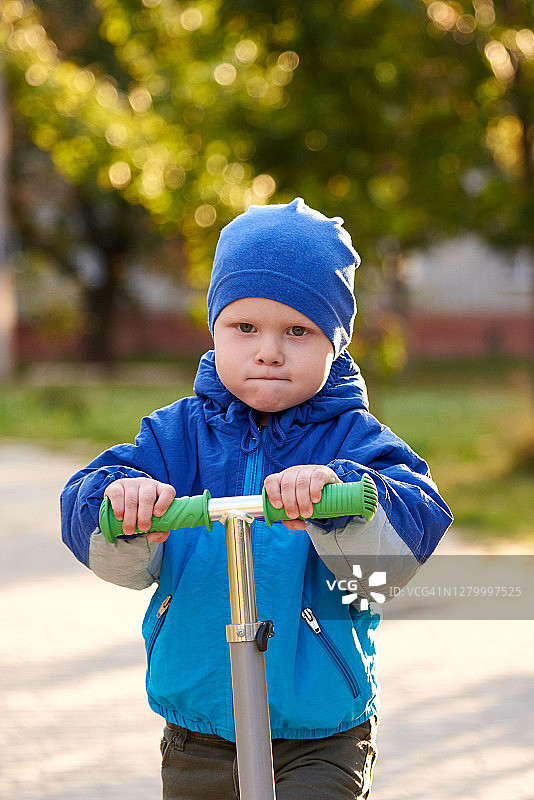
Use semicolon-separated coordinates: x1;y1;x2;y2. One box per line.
289;325;307;337
238;323;255;333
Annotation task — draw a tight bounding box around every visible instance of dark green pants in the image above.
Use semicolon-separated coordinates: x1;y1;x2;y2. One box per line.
161;717;377;800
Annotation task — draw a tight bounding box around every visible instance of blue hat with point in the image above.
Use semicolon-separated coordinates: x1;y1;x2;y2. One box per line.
207;198;360;357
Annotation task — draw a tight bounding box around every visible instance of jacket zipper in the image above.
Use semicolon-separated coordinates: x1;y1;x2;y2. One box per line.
243;429;264;496
147;594;172;673
301;607;360;698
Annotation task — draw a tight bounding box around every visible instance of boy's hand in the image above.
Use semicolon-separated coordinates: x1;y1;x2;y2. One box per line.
104;478;176;542
264;465;341;531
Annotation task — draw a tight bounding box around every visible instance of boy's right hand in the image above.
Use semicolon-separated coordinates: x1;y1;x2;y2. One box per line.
104;478;176;542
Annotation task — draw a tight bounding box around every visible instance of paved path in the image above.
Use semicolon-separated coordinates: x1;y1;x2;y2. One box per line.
1;443;533;800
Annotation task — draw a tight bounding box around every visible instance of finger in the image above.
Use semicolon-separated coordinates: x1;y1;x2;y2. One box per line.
294;470;314;519
147;531;171;543
279;470;301;519
264;472;284;509
309;467;340;505
153;483;176;517
136;481;159;532
120;481;144;535
104;481;126;521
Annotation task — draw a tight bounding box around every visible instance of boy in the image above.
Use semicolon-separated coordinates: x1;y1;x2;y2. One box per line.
61;198;452;799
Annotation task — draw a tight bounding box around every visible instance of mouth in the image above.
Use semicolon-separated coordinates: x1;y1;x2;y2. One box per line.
248;376;290;381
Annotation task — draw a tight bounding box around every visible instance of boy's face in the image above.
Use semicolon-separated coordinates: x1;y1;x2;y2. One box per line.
213;297;334;414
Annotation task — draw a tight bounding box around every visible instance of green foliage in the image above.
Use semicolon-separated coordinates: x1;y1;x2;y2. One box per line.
512;431;534;475
350;313;408;379
3;0;534;268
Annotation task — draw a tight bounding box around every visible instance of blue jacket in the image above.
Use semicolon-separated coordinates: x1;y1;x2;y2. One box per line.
61;350;452;740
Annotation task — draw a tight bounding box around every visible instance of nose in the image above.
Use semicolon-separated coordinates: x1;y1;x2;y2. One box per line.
255;334;285;366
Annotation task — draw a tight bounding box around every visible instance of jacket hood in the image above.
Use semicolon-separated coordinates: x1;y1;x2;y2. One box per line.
193;350;369;434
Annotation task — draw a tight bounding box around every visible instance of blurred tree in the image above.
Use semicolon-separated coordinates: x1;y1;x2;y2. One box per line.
1;0;533;364
9;137;162;362
2;0;174;361
414;0;534;382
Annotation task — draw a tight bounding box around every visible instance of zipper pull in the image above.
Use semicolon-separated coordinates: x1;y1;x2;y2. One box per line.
301;607;321;634
156;595;172;618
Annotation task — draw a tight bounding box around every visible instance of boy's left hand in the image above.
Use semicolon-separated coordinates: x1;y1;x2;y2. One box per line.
264;465;341;530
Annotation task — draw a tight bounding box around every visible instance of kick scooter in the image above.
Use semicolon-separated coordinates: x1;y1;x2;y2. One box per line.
99;475;378;800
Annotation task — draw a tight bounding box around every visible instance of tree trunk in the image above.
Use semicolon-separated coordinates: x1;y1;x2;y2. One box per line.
82;253;122;363
76;190;132;364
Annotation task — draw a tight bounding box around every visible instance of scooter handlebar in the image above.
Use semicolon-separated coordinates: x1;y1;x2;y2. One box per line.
262;473;378;526
99;475;378;543
99;489;213;543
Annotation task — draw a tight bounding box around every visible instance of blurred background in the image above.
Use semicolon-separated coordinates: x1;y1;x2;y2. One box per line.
1;0;533;542
1;4;534;799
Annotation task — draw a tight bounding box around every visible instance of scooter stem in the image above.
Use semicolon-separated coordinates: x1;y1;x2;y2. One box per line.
224;511;276;800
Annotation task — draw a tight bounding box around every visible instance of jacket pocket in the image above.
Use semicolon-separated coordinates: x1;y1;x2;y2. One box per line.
301;607;360;698
147;594;172;674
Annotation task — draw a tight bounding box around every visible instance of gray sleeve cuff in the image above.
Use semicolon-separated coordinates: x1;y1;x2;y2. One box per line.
88;529;163;590
305;504;420;604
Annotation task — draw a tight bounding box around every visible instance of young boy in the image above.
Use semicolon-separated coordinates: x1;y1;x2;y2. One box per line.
61;198;452;800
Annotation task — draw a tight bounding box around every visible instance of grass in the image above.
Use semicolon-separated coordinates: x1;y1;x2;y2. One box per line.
1;357;532;542
372;360;533;543
0;381;193;450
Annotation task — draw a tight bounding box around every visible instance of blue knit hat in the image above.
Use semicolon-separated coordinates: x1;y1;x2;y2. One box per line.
207;198;360;357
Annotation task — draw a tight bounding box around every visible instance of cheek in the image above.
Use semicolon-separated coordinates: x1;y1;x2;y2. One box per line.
310;352;334;392
321;356;334;385
215;345;245;393
215;350;231;383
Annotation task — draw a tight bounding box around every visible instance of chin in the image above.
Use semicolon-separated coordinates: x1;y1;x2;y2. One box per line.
248;395;289;414
251;403;284;414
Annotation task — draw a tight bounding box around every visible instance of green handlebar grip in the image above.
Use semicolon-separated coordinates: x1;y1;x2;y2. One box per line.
262;474;378;527
99;489;213;543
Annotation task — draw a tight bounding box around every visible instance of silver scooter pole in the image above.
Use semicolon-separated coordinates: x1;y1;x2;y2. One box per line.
215;505;275;800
